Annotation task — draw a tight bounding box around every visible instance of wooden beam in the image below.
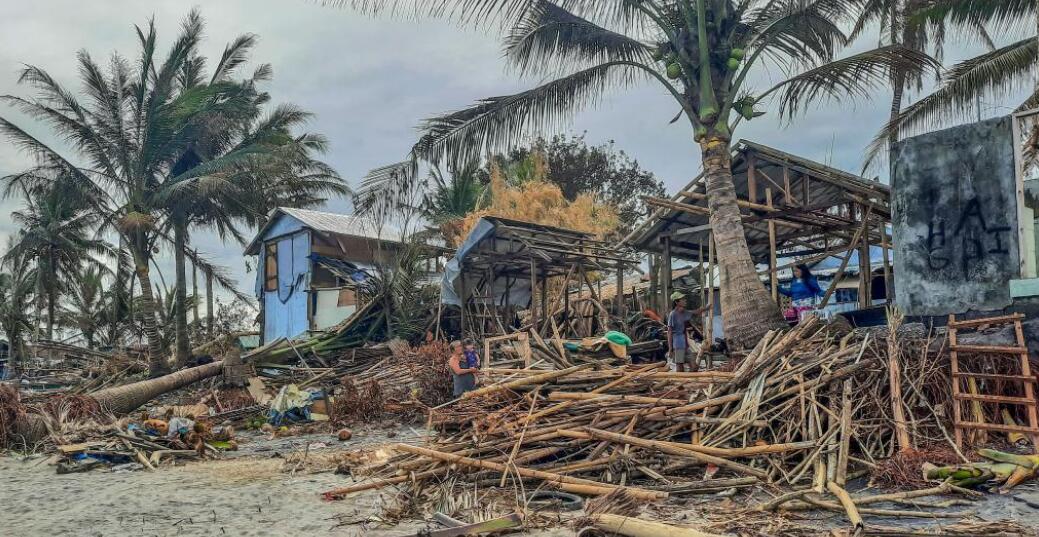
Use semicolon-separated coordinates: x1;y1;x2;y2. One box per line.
767;188;778;304
747;152;758;204
678;191;776;213
644;196;711;216
662;236;673;315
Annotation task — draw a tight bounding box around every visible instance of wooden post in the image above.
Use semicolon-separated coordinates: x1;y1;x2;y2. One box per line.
880;220;893;303
858;208;872;309
460;272;468;337
783;166;794;206
661;236;673;314
528;259;537;333
540;266;548;331
747;153;758;204
205;268;214;337
706;233;715;345
766;188;778;304
648;255;658;314
615;266;625;327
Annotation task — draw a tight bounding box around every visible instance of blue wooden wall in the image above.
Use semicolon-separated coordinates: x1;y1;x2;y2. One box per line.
254;215;312;342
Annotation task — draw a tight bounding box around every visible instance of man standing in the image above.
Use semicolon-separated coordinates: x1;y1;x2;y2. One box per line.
666;291;706;372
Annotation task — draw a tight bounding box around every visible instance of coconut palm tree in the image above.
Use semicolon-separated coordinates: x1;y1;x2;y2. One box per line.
0;251;36;371
60;264;108;349
852;0;964;168
874;1;1036;146
335;0;938;347
0;10;314;376
4;181;109;341
158;38;345;367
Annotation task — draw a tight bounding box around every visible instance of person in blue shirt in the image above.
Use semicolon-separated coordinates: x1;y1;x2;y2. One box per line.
779;264;824;318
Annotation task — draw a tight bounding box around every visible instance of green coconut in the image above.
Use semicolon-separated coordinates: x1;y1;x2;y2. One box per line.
666;62;682;79
740;103;755;121
727;58;740;71
730;48;746;60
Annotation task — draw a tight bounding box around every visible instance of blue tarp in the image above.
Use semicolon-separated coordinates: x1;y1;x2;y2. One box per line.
440;218;534;307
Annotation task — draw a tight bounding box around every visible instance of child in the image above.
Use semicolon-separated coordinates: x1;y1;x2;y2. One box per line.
462;338;482;370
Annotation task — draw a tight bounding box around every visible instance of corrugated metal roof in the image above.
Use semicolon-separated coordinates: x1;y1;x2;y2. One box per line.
243;207;403;255
280;208;402;242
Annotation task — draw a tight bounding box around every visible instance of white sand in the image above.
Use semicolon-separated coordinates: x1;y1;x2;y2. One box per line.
0;426;572;537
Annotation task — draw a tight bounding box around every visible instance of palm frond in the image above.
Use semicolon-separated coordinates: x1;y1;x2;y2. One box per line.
871;37;1036;150
762;45;941;119
505;0;651;76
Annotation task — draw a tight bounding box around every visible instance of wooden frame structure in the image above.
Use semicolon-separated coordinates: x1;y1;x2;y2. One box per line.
450;217;639;339
625;141;893;325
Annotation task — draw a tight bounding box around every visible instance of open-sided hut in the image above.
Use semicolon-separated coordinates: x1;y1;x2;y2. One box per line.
625;141;893;338
441;216;639;340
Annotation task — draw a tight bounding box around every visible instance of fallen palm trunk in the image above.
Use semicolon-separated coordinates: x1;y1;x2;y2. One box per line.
10;361;224;447
91;361;224;414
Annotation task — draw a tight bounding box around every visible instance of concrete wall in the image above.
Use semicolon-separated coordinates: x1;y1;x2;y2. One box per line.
891;116;1019;316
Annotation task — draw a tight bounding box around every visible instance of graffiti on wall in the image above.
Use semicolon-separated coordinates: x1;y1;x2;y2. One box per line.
925;196;1013;275
891;115;1019;316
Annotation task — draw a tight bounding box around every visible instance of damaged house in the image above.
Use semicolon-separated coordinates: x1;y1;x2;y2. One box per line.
244;208;413;344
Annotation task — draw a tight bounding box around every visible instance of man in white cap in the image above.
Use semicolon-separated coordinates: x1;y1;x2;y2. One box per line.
666;291;707;372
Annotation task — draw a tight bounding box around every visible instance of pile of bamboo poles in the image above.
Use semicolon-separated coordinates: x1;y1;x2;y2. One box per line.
323;317;942;506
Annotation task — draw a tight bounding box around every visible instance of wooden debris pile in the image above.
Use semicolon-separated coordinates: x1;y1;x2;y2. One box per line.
323;316;937;507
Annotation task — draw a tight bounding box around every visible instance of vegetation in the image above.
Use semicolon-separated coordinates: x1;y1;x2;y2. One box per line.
454;157;620;245
338;0;939;348
486;134;665;236
0;10;345;375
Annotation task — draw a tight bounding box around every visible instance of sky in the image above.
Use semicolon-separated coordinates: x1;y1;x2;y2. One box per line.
0;0;1016;305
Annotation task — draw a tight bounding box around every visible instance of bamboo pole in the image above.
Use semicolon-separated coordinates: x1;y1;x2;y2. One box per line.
579;427;769;479
460;364;592;400
827;481;864;531
393;443;667;500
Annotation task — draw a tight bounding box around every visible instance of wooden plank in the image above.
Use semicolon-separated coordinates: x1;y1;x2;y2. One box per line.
949;344;1029;354
949;315;964;448
947;313;1025;329
954;393;1037;405
1014;319;1039;447
952;372;1037;382
952;421;1039;434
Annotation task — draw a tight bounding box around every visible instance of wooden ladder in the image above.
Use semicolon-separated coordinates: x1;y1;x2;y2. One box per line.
948;313;1039;448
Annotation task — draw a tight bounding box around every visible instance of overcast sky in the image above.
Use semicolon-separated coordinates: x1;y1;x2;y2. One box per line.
0;0;1012;304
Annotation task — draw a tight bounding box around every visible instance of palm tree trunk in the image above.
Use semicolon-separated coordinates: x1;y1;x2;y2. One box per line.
45;250;56;341
888;72;905;150
92;360;223;414
46;283;55;341
172;218;191;368
701;139;788;349
132;247;168;377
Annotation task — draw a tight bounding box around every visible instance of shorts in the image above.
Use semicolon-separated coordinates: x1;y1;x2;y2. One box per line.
670;347;695;364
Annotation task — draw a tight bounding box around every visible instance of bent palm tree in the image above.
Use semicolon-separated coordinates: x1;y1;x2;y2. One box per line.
0;10;295;376
335;0;938;347
159;36;345;367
